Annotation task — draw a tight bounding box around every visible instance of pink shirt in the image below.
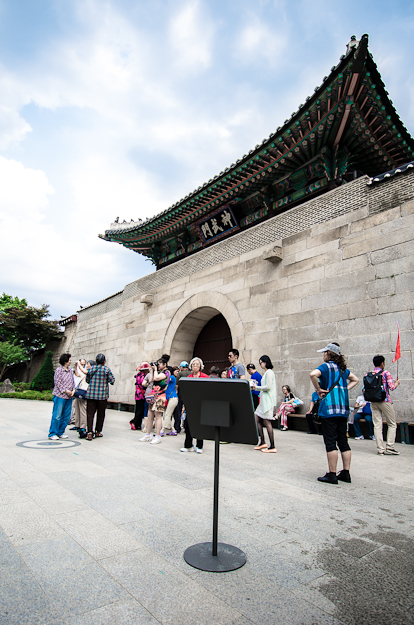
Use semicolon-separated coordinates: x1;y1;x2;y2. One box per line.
53;367;75;399
372;367;396;403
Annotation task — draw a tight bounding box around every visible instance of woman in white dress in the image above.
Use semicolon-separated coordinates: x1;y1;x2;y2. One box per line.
254;355;277;453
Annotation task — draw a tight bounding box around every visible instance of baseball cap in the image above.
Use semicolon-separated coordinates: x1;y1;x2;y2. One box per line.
179;361;189;367
317;343;341;355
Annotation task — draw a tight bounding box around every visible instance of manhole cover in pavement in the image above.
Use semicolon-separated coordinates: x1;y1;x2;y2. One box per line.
16;439;81;449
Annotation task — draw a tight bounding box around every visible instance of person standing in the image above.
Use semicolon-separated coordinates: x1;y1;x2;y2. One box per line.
139;355;170;445
254;355;277;453
130;362;150;430
48;353;75;440
162;366;179;435
85;353;115;441
180;357;208;454
73;359;93;437
246;363;261;409
366;355;400;455
227;349;246;379
310;343;358;484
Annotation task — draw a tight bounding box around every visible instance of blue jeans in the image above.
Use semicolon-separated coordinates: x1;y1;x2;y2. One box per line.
354;412;374;438
49;396;73;437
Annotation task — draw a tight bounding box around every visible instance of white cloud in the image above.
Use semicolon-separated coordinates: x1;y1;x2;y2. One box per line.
169;1;215;71
0;107;32;149
0;156;54;214
236;14;287;66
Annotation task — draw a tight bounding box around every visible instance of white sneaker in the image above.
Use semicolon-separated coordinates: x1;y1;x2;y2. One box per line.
59;434;68;439
355;436;364;440
180;447;194;452
195;447;203;454
370;435;376;441
48;435;59;440
139;434;151;442
150;435;161;445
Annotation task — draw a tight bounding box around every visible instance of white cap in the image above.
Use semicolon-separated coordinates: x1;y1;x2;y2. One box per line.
317;343;341;355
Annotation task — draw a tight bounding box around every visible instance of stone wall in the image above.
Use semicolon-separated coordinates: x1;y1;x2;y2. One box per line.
70;171;414;419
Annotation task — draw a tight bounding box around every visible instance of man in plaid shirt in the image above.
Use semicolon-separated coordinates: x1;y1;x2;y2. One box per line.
85;353;115;440
370;354;401;455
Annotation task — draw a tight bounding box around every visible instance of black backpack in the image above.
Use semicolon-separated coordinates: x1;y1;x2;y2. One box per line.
363;372;386;403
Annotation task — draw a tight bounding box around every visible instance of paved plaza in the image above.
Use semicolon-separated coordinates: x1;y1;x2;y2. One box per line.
0;399;413;625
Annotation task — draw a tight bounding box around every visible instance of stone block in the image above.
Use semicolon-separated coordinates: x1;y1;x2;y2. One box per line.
269;279;321;303
282;228;311;246
218;278;246;293
377;293;414;314
183;279;223;298
349;206;401;233
306;225;349;249
324;254;369;278
286;323;337;345
337;310;412;337
395;271;414;295
367;277;396;298
401;198;414;216
322;267;376;293
371;240;413;266
314;299;378;324
374;255;414;279
281;251;342;277
279;310;316;329
302;285;366;312
140;294;154;305
286;266;325;288
283;238;307;256
237;293;267;312
343;333;392;357
287;239;339;264
263;244;283;263
271;297;303;316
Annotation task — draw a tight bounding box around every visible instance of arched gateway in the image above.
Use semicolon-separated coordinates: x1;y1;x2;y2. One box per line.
163;292;245;367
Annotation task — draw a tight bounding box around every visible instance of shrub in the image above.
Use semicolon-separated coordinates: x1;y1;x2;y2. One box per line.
31;351;55;391
0;390;53;401
14;382;31;391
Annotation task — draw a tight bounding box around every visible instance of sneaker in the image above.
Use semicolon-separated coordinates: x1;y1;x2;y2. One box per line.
166;431;177;436
59;434;68;439
159;431;165;437
48;435;59;440
139;434;152;442
370;435;376;441
141;427;147;433
385;447;400;455
195;447;203;454
317;472;338;485
150;435;161;445
337;470;351;483
355;436;364;440
378;450;385;455
180;447;194;452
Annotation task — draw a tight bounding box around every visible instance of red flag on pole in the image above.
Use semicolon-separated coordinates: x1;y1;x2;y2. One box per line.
392;322;401;363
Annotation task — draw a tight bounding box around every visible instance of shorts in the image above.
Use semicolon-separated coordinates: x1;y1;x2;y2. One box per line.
321;417;350;453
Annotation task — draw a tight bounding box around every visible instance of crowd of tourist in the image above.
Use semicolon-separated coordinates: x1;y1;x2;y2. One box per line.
47;343;401;484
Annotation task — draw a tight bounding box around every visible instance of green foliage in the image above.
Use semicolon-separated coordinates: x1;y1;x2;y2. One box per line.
13;382;31;391
0;293;27;312
0;341;26;378
0;390;53;401
0;299;60;356
31;351;55;391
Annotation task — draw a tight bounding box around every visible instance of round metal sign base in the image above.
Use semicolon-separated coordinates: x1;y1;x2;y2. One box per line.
16;439;81;449
184;542;247;572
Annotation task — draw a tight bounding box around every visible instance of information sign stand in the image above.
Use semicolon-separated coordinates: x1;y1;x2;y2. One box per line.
178;378;258;572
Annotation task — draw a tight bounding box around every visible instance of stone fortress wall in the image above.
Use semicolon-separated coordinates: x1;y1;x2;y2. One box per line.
68;171;414;420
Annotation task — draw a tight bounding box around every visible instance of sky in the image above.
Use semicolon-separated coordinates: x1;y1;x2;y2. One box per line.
1;0;414;319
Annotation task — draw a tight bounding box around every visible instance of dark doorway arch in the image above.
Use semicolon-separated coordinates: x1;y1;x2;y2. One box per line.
193;314;232;372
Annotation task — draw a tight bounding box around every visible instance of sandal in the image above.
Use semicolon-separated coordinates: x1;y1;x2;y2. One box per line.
86;432;93;441
95;432;103;438
254;444;268;450
262;448;277;453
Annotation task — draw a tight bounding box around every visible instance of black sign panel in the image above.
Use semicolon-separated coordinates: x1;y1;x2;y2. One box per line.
196;207;238;244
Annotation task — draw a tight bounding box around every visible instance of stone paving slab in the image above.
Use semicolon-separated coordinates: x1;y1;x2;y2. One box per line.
0;399;413;625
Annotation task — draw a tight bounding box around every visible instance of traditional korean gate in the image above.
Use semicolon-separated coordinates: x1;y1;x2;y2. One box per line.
192;314;232;372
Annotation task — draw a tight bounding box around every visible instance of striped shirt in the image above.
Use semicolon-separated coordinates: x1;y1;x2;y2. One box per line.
372;367;396;403
317;362;350;418
53;367;75;399
86;365;115;400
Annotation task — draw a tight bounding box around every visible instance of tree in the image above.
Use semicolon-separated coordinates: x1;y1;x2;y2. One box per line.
0;293;27;312
0;295;61;381
0;342;26;379
31;351;55;391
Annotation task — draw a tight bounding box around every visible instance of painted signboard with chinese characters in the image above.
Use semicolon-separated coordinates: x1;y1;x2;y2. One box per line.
195;206;239;245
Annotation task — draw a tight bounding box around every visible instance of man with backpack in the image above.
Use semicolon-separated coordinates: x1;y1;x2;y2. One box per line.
364;355;400;455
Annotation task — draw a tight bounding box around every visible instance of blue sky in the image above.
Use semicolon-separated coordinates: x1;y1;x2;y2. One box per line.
1;0;413;318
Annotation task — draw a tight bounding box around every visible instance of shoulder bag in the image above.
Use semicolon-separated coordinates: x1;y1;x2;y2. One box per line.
312;373;343;425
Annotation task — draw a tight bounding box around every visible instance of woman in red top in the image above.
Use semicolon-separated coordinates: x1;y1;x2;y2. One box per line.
130;361;150;430
180;357;208;454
